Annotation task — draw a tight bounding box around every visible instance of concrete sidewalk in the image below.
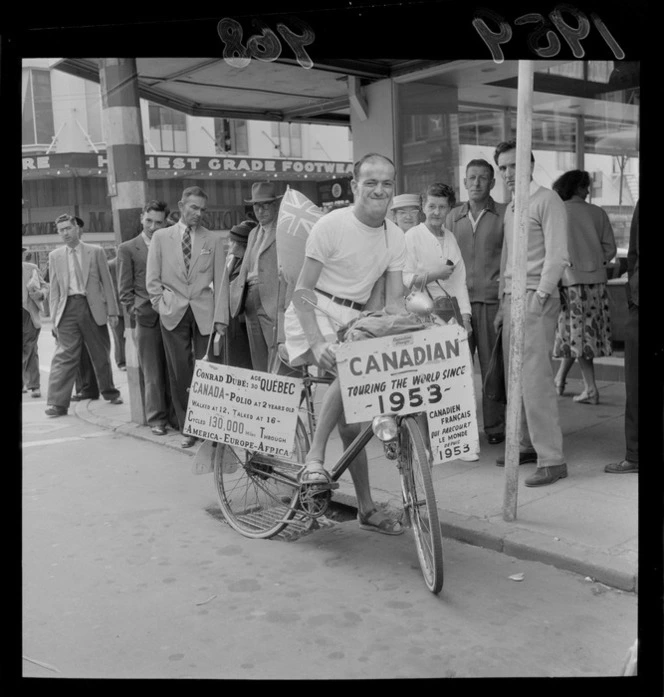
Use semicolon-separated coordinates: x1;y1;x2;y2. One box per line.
73;358;637;593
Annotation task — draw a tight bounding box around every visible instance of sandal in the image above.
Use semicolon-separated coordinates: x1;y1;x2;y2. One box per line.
573;389;599;405
298;458;330;484
357;508;404;536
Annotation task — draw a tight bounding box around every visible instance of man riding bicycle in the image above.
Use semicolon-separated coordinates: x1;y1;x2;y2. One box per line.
282;153;407;535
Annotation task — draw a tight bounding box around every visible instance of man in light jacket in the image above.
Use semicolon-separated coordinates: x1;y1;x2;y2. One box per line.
146;186;225;447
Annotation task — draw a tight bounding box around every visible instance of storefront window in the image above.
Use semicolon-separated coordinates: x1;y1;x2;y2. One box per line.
214;118;248;155
271;122;302;158
396;61;637;247
22;69;55;146
148;104;188;153
84;79;104;144
396;81;459;197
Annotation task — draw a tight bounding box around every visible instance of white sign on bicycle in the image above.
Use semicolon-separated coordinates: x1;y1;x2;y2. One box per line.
183;361;303;457
335;324;479;464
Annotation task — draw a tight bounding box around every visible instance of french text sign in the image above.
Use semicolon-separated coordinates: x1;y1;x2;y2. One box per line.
184;362;303;458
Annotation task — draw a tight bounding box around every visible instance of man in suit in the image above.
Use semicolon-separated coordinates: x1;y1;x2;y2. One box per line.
45;214;123;416
146;186;225;447
118;200;174;436
107;255;126;370
22;247;49;398
214;181;283;372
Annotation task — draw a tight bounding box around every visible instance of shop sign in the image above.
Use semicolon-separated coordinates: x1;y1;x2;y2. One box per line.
335;324;479;464
23;152;353;177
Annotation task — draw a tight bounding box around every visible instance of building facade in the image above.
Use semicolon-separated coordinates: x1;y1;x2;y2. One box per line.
22;59;354;271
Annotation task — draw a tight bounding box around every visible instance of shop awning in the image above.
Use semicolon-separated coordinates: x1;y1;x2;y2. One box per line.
52;58;447;126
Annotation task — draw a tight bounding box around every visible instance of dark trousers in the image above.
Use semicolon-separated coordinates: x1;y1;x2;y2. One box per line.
224;314;253;369
47;296;120;409
136;321;172;428
624;303;638;463
244;284;276;372
111;313;126;367
75;342;100;397
160;306;209;432
22;309;41;391
468;302;506;436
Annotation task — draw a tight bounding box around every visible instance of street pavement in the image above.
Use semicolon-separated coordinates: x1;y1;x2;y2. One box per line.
22;384;638;679
35;319;638;593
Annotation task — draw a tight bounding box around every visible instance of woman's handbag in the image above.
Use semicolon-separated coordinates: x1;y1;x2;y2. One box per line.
426;281;463;325
484;325;506;404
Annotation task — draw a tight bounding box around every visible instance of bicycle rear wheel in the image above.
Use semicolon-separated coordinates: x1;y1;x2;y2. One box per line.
214;417;310;539
400;415;444;594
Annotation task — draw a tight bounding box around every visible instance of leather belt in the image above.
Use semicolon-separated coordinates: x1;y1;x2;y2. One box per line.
315;288;364;312
67;293;86;299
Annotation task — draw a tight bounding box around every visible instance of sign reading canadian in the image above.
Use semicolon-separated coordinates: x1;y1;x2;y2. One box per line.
335;324;479;464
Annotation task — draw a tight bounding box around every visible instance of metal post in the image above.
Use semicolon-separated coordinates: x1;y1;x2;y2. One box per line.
502;60;534;522
99;58;148;424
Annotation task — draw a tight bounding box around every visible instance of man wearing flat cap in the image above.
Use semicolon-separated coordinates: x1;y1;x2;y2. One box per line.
390;193;422;233
44;213;123;416
214;181;283;372
146;186;226;448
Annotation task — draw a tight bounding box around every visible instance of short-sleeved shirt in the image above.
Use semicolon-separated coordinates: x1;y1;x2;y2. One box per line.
305;206;407;304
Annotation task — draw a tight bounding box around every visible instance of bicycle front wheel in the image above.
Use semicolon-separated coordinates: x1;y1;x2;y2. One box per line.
400;415;444;594
214;417;309;539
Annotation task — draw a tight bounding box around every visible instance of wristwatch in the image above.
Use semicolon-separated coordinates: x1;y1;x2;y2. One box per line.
535;290;549;301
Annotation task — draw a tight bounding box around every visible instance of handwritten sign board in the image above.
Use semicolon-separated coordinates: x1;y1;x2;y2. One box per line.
335;324;478;464
183;361;303;458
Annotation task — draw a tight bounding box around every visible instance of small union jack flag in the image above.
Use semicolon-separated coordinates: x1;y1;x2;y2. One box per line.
276;187;325;284
277;187;324;240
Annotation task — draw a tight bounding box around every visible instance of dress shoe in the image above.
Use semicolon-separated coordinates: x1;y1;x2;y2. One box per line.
181;435;198;449
30;389;41;398
45;405;67;417
109;397;124;405
151;426;168;436
496;451;537;467
604;459;638;474
524;464;568;487
71;393;99;401
487;433;505;445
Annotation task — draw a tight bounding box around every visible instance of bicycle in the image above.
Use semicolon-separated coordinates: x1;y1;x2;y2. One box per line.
213;289;445;594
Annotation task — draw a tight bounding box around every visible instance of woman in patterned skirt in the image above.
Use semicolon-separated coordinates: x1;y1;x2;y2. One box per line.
552;170;617;404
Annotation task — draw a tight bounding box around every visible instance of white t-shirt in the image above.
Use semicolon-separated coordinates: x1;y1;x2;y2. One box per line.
305;206;407;304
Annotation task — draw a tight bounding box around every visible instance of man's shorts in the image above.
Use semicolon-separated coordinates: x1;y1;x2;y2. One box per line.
283;291;362;366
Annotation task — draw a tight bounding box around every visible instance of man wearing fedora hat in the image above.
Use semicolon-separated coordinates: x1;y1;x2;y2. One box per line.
213;219;256;369
147;186;226;448
390;193;422;233
22;246;48;398
214;181;283;372
44;213;123;416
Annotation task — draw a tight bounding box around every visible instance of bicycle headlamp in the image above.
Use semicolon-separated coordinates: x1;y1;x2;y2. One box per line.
372;415;398;441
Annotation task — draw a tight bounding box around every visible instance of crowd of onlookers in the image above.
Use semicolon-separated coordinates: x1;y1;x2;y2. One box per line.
22;138;639;488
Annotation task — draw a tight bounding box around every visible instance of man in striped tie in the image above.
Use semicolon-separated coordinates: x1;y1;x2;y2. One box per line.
146;186;226;448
